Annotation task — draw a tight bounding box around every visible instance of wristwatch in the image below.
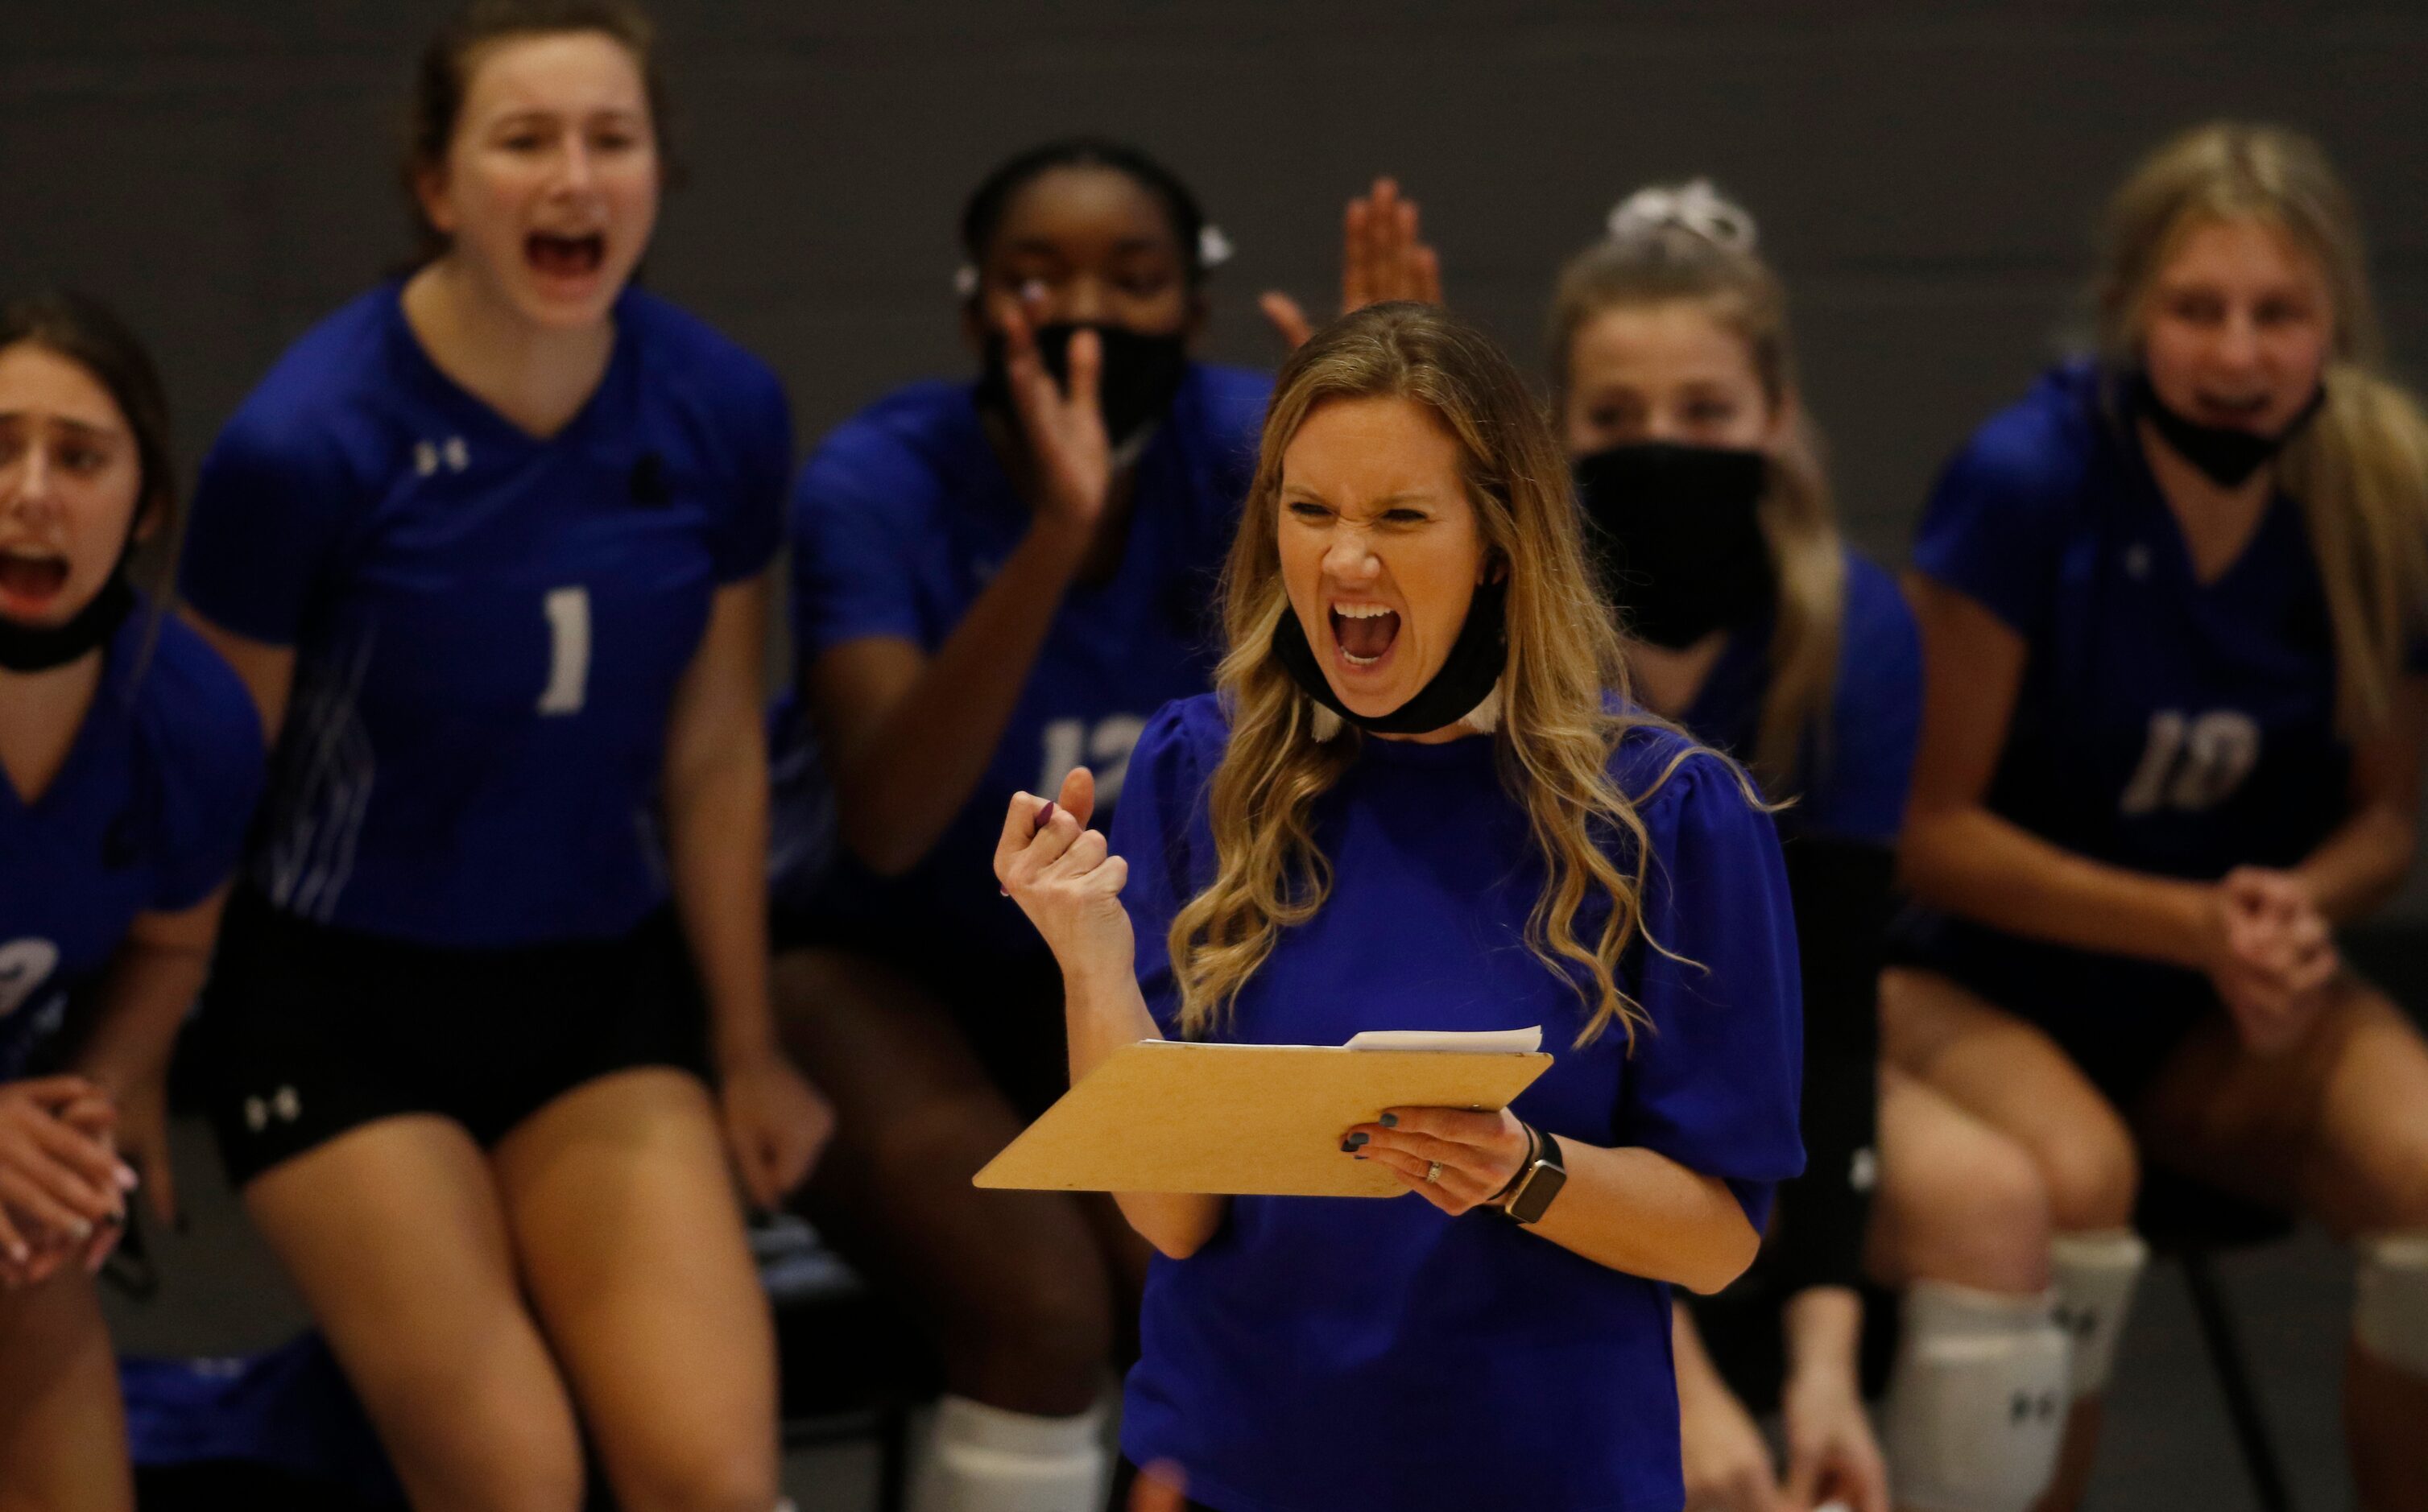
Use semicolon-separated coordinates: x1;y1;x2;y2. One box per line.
1499;1126;1568;1225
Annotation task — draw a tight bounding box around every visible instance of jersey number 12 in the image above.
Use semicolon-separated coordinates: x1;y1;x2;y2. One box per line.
538;586;590;716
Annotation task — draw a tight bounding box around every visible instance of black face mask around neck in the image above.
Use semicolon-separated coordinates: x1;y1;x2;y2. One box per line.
2130;370;2326;489
1269;579;1508;737
978;322;1190;452
0;566;134;673
1573;442;1774;650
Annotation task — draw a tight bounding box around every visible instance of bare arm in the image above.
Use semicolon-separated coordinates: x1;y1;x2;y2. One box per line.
815;305;1116;876
1897;574;2217;967
995;770;1228;1258
1350;1105;1758;1293
69;891;229;1225
666;576;832;1205
182;613;295;742
814;518;1091;875
2292;675;2426;923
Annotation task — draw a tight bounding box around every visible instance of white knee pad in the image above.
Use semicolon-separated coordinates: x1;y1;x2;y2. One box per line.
912;1394;1109;1512
2050;1228;2149;1396
2356;1232;2428;1379
1884;1282;2070;1512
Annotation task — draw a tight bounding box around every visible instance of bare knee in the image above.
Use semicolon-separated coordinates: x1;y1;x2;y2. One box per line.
2032;1109;2140;1233
388;1414;584;1512
858;1110;1115;1411
606;1440;779;1512
1899;1138;2057;1295
943;1200;1117;1409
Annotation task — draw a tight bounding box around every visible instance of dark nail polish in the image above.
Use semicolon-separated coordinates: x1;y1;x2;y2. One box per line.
1346;1131;1369;1148
1379;1113;1399;1128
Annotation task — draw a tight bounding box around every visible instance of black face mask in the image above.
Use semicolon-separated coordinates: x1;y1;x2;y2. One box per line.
978;321;1190;452
1574;442;1774;650
0;566;134;674
2129;370;2326;489
1270;579;1508;737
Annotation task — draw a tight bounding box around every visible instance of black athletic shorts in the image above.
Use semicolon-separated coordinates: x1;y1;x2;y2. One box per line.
771;908;1070;1121
198;890;711;1189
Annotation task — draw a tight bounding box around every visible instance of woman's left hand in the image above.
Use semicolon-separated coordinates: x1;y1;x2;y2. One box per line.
718;1048;834;1210
1343;1105;1532;1216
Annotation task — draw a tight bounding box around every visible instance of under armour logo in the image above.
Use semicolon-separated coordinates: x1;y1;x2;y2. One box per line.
1848;1146;1879;1193
2124;544;2152;580
414;437;472;477
2010;1389;2062;1424
243;1084;304;1133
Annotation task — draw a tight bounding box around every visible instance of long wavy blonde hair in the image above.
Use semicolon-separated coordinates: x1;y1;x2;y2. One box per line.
1169;303;1680;1050
2097;122;2428;734
1546;184;1847;793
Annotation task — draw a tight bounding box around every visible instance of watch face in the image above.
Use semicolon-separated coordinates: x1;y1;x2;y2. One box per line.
1511;1161;1568;1225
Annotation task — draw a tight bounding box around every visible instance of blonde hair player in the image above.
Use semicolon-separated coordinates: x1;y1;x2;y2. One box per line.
1549;180;1997;1512
1891;121;2428;1511
999;304;1804;1512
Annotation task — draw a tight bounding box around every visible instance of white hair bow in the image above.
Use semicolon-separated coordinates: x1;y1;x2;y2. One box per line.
1606;180;1757;253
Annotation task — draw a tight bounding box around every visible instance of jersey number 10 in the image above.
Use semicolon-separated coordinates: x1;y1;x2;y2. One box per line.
2118;708;2261;816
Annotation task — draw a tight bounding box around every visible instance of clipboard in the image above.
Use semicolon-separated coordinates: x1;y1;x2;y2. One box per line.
973;1030;1554;1198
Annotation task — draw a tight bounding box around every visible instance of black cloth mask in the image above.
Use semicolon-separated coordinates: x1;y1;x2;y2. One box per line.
2130;370;2326;489
1270;579;1508;737
1574;442;1774;650
978;322;1190;452
0;547;136;673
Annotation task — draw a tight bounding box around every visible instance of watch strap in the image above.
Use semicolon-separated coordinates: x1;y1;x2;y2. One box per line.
1503;1131;1568;1225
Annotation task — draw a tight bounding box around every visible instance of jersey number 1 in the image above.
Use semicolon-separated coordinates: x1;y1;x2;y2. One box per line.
2118;708;2260;815
538;587;590;716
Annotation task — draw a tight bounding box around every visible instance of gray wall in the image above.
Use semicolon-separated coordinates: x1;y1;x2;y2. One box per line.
6;0;2424;561
8;0;2428;891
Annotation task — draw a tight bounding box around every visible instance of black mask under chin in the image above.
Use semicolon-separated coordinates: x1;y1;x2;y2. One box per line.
978;322;1190;452
2128;370;2326;489
1270;580;1508;737
1574;442;1775;650
0;543;137;674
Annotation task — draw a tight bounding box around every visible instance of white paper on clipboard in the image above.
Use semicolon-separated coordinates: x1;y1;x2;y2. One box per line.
1342;1025;1543;1055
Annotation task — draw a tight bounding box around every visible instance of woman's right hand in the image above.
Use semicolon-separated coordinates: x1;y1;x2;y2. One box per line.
1260;176;1445;350
992;293;1115;542
0;1076;130;1283
1679;1362;1785;1512
995;766;1135;985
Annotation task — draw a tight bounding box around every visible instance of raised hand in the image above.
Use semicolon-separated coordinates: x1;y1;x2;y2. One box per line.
1261;176;1446;351
995;766;1134;981
994;292;1115;539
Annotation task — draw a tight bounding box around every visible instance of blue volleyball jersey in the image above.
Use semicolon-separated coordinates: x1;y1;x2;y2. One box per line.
771;364;1269;956
1905;359;2364;1030
0;611;263;1080
1111;694;1804;1512
180;285;788;948
1681;548;1921;845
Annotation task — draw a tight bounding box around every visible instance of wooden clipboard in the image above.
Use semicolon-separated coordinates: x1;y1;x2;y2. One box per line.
973;1039;1554;1198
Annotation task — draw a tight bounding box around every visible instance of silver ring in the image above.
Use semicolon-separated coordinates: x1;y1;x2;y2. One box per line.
1425;1160;1443;1185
